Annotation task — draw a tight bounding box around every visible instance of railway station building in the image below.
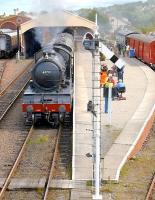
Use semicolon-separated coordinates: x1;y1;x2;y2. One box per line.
0;15;31;30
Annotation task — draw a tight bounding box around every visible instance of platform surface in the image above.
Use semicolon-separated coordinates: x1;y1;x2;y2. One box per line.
101;57;155;180
72;53;155;198
72;42;93;180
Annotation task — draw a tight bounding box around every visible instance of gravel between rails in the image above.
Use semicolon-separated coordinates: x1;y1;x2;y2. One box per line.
0;60;7;82
5;189;71;200
46;189;71;200
0;97;29;178
14;127;58;179
2;125;72;200
2;127;58;200
53;125;73;180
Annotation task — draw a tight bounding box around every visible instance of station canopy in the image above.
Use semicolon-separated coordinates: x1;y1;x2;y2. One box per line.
20;10;96;33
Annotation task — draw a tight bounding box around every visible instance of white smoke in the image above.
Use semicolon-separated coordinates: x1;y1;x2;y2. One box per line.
30;0;68;48
34;26;65;48
31;0;66;12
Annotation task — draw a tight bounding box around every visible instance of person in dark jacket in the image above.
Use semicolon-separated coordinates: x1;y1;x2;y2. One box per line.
117;65;125;82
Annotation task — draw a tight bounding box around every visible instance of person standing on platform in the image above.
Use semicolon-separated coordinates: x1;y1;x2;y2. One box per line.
117;65;125;82
103;76;115;113
116;79;126;100
126;45;130;56
100;64;108;88
122;46;126;57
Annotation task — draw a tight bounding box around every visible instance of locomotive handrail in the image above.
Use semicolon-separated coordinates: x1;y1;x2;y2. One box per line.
53;45;73;56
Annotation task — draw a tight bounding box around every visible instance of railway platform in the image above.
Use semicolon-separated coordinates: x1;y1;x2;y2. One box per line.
102;57;155;181
72;42;93;180
71;50;155;199
73;42;155;181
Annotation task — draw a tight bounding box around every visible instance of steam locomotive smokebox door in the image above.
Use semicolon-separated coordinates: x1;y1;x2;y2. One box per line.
32;60;62;90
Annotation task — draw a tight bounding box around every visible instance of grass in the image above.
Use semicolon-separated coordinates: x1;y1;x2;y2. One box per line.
27;135;49;145
36;188;44;195
86;180;93;187
66;161;72;179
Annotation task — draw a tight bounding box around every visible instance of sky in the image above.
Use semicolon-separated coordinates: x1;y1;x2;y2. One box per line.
0;0;147;15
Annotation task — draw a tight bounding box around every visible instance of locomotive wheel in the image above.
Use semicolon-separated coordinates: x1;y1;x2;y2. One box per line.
59;112;65;123
32;114;37;125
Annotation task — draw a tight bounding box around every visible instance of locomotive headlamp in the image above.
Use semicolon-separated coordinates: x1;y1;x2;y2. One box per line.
59;105;66;113
26;105;33;112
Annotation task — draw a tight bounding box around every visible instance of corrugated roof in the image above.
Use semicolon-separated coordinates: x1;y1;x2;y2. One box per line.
117;29;139;36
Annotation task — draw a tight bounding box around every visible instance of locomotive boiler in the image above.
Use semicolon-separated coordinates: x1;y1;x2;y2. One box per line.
22;31;74;126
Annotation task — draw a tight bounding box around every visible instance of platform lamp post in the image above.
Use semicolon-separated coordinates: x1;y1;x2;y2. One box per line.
83;14;102;200
16;17;22;61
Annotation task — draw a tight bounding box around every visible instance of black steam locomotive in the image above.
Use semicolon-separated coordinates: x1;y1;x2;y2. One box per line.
22;31;74;126
0;29;19;58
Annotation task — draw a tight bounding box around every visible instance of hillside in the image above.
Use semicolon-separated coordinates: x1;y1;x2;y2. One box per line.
74;0;155;34
105;0;155;32
74;8;111;34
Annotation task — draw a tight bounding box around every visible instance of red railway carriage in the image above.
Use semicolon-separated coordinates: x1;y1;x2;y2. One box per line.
127;34;155;69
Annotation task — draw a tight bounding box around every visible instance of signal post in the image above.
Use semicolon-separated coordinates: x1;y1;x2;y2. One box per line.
83;28;102;199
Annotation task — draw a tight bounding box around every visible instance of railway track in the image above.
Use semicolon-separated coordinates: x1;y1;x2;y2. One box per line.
43;126;62;200
0;126;34;199
43;118;72;200
0;124;58;200
0;60;33;96
0;58;72;199
0;60;7;85
0;61;32;121
0;94;32;198
0;114;72;200
145;173;155;200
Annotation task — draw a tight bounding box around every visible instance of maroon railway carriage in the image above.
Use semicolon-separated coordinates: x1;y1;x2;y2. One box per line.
127;34;155;69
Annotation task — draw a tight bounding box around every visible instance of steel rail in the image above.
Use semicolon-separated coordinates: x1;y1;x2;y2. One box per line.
145;173;155;200
0;78;30;122
0;61;7;85
43;126;62;200
0;61;33;96
0;126;34;200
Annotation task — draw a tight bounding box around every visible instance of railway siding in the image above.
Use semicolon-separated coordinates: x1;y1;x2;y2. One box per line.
0;59;33;93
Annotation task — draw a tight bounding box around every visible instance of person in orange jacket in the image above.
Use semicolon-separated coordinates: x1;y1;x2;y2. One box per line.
100;64;108;87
